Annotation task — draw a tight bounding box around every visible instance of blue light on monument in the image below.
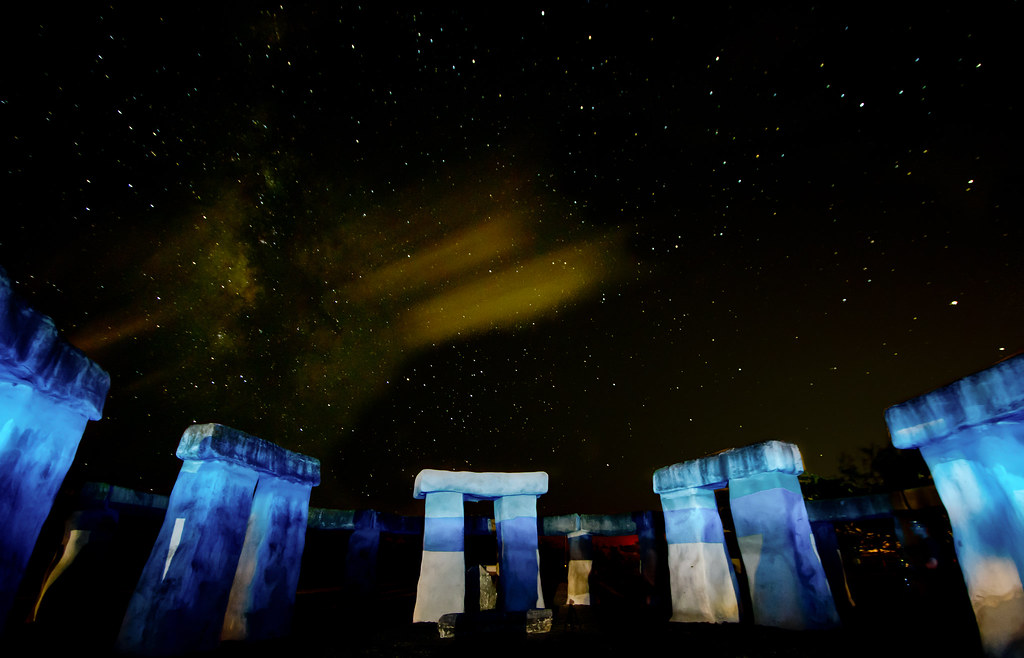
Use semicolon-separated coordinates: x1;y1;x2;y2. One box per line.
494;494;542;613
0;268;110;631
654;440;839;629
412;469;548;623
886;354;1024;658
117;424;319;655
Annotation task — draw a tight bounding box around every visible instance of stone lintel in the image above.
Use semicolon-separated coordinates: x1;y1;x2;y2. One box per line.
0;269;110;420
806;493;892;523
885;354;1024;449
580;513;637;536
653;440;803;495
542;514;581;535
176;423;320;485
413;469;548;500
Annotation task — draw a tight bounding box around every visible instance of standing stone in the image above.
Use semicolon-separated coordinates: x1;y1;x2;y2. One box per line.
0;269;110;631
886;354;1024;657
566;530;593;606
221;474;315;642
729;469;838;629
658;487;739;622
654;440;838;629
116;424;319;655
495;494;543;612
412;469;548;623
413;490;466;623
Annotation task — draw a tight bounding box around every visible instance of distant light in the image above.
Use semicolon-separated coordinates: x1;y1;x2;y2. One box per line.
950;300;958;306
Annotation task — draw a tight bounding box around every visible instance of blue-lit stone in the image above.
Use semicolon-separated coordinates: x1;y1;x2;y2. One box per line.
414;490;466;623
580;513;637;536
0;270;109;420
885;355;1024;657
654;441;836;627
177;423;320;485
653;440;803;494
117;424;319;655
413;470;548;623
0;269;110;630
542;513;581;535
658;487;739;623
729;470;839;629
116;459;259;655
221;475;314;642
414;469;548;500
495;494;543;612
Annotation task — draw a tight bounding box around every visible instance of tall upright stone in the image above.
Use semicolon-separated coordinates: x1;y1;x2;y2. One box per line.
654;440;838;629
654;473;739;622
0;269;110;630
886;354;1024;657
116;424;319;655
494;494;542;613
566;530;593;606
413;469;547;623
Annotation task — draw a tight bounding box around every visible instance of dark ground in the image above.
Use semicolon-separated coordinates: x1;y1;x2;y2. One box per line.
6;594;984;658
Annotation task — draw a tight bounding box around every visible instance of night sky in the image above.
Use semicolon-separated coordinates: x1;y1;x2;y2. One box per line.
2;4;1020;516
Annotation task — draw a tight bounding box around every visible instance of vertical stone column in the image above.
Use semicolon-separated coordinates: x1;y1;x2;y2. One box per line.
413;469;548;622
495;494;543;612
655;440;837;629
413;491;466;623
344;510;381;597
657;487;739;622
116;424;319;655
633;510;665;612
566;530;593;606
730;469;839;629
0;270;110;631
886;354;1024;657
221;474;315;642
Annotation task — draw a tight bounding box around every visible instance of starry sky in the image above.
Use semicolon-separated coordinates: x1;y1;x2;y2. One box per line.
2;4;1020;516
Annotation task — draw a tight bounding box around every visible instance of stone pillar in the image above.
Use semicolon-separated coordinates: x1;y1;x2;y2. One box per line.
495;494;543;612
566;530;593;606
221;474;315;642
657;487;739;622
413;469;548;622
116;424;319;655
0;270;110;631
886;354;1024;657
413;491;466;623
344;510;381;597
633;510;665;612
730;469;838;629
654;440;837;629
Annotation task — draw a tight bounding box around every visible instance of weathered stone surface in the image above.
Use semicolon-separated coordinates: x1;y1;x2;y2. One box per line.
414;469;548;500
653;440;803;494
542;513;580;535
885;353;1024;449
436;609;552;638
177;423;320;485
0;269;110;632
886;356;1024;657
581;512;636;535
526;608;553;634
476;565;497;611
118;425;319;654
0;268;110;420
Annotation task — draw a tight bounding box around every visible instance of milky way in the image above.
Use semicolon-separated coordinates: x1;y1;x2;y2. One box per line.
1;5;1020;514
